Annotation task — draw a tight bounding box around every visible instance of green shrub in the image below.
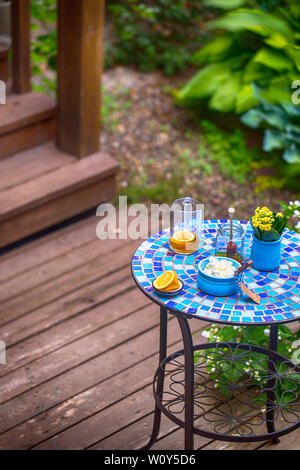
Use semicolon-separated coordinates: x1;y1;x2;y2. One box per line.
177;0;300;178
198;323;300;400
178;2;299;112
106;0;206;75
241;87;300;164
30;0;57;95
199;120;262;183
30;0;207;88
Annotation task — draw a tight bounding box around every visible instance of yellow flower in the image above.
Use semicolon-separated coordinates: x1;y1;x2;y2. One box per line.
259;223;271;231
276;212;284;218
260;207;272;216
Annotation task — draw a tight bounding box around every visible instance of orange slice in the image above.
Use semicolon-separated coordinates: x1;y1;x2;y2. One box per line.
163;278;181;291
153;271;175;290
154;271;181;292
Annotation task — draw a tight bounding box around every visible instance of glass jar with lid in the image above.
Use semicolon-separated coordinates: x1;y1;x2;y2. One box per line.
170;197;203;255
215;223;245;263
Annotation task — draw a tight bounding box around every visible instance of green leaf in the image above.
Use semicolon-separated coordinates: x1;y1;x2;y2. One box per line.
279;324;294;340
241;109;263;128
286;128;300;145
260;229;280;241
191;36;234;66
242;326;267;347
253;83;291;105
249;97;287;129
264;33;289;49
283;145;300;164
236;83;259;113
281;102;300;117
209;9;294;43
243;60;274;85
253;47;294;71
285;45;300;71
204;0;245;8
177;63;232;101
252;225;261;240
263;130;286;151
209;72;242;112
292;350;300;364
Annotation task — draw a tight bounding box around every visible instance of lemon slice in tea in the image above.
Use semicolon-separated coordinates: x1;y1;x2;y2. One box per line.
170;230;197;254
173;230;196;243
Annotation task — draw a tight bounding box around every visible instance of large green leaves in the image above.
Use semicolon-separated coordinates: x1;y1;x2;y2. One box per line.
253;47;294;70
179;2;300;166
285;44;300;71
191;36;234;65
242;96;300;164
209;9;294;43
209;72;242;111
263;129;286;151
283;145;300;164
236;83;259;113
264;32;289;49
204;0;246;8
241;103;286;129
177;63;232;101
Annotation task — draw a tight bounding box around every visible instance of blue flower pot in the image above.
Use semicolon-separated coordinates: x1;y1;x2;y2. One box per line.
197;257;241;297
250;235;281;272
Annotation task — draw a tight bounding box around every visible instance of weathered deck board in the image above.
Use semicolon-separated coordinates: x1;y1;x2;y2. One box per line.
0;214;298;450
0;238;137;325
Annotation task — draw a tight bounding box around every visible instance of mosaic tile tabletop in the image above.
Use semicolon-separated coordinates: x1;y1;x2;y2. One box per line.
131;220;300;325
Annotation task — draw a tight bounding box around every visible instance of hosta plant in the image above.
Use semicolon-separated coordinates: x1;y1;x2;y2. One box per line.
177;2;300;115
241;88;300;164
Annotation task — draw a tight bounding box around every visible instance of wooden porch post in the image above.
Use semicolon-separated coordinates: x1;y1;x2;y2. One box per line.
11;0;31;94
57;0;104;158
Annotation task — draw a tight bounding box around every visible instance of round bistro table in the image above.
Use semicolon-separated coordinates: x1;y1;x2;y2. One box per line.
131;220;300;450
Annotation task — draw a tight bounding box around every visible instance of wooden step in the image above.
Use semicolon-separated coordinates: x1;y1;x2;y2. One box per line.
0;143;118;248
0;44;9;82
0;91;56;159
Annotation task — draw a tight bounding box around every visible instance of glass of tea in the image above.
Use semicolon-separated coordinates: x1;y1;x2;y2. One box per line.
169;197;203;255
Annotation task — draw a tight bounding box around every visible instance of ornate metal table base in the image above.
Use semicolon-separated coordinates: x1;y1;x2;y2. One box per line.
142;309;300;450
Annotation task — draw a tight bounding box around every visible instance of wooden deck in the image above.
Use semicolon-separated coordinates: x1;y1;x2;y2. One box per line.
0;213;299;450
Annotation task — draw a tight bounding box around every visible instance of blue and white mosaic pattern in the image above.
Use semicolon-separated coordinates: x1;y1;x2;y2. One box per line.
131;220;300;325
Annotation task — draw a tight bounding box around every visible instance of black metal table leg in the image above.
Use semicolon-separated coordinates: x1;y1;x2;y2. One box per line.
177;316;194;451
141;306;168;450
266;324;280;444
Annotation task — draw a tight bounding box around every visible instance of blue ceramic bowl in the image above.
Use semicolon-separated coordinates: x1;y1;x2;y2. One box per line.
152;279;184;297
197;257;241;297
